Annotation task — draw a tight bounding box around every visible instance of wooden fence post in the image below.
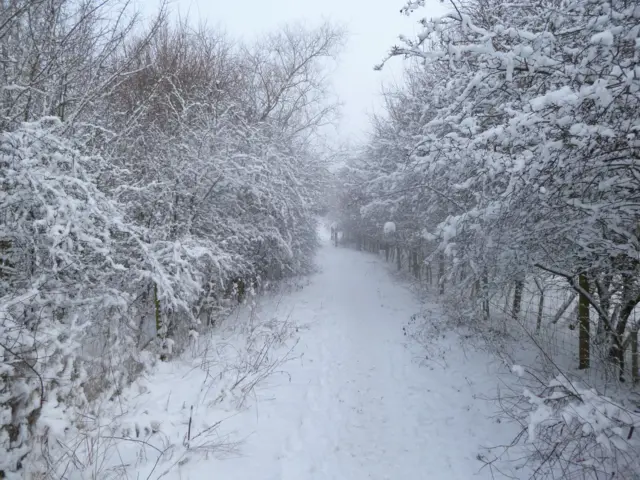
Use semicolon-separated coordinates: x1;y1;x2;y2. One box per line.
438;253;445;294
578;273;590;370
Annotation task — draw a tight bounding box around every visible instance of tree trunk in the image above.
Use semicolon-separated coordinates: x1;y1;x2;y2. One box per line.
578;274;590;370
607;276;639;381
631;328;639;384
0;239;12;278
482;271;490;321
536;290;544;333
551;294;576;325
512;278;524;320
438;253;445;295
595;274;612;344
396;246;402;271
534;278;544;333
154;283;162;336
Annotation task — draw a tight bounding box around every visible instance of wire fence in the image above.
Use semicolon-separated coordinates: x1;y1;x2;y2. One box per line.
339;232;640;389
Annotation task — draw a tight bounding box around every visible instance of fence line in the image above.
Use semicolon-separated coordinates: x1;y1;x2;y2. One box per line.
337;231;639;386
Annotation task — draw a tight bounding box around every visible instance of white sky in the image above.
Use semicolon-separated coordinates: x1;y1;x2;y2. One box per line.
140;0;448;142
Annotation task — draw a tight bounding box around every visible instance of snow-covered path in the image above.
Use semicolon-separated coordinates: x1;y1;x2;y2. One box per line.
193;228;512;480
107;225;514;480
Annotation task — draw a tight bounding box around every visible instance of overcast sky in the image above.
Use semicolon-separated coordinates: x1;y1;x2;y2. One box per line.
139;0;448;142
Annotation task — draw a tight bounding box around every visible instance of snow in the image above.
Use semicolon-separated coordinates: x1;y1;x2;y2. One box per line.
590;30;614;46
59;225;517;479
421;228;436;241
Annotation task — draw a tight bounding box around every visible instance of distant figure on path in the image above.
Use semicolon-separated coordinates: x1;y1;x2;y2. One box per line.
330;222;339;247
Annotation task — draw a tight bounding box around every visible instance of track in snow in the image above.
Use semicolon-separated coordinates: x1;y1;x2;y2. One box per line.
201;226;511;480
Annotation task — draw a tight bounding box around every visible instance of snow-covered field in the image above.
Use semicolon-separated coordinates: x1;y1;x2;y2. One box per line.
60;226;521;480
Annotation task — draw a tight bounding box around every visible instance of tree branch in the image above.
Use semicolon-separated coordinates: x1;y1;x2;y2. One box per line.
534;263;616;337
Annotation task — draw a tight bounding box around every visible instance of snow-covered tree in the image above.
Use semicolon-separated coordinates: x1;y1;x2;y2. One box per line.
0;4;343;475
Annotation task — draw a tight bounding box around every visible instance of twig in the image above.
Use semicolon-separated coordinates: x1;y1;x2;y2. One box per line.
186;405;193;448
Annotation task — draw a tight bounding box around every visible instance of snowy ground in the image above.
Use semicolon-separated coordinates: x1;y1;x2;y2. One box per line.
65;226;522;480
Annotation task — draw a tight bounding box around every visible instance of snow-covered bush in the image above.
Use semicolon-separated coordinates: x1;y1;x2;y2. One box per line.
501;370;640;479
383;222;396;236
100;20;337;291
0;119;140;474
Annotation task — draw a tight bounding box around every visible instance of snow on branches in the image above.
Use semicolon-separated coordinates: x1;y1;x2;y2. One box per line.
505;372;640;479
0;3;342;476
334;0;640;476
